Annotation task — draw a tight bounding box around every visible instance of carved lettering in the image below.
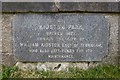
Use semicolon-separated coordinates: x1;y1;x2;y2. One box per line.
13;14;108;61
48;55;74;58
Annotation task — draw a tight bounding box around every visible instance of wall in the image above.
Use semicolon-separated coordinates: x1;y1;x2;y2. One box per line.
1;1;120;71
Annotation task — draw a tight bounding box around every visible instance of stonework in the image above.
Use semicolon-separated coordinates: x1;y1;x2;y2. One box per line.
1;1;120;71
12;13;109;62
102;14;119;65
2;53;16;66
2;14;119;70
2;14;14;53
2;2;119;12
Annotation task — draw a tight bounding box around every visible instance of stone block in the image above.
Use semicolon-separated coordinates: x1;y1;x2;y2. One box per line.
2;14;14;53
2;53;17;66
59;2;119;12
12;13;109;62
2;2;57;12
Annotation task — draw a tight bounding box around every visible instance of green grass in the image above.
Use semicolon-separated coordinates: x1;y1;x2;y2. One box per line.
0;65;2;80
2;65;18;79
1;64;120;79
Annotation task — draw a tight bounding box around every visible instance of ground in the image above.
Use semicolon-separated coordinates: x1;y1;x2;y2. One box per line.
1;64;120;79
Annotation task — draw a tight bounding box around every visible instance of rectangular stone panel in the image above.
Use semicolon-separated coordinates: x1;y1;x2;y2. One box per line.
12;13;109;62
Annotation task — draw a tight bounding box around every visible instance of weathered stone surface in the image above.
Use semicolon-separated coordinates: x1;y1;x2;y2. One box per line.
36;62;69;71
75;63;89;70
16;62;36;71
118;14;119;67
36;63;47;71
105;15;119;52
59;2;119;12
1;2;120;12
12;13;108;62
1;0;119;2
88;62;99;69
2;2;57;12
2;14;14;53
102;55;119;65
102;14;119;65
18;62;91;71
56;63;69;71
44;62;69;71
0;1;2;54
2;53;17;66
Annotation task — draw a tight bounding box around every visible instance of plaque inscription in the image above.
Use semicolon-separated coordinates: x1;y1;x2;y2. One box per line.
13;13;108;62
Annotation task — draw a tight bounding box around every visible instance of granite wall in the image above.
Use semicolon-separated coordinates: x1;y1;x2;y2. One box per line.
1;1;120;71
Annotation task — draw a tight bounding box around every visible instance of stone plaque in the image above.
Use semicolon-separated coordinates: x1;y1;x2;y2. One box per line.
12;13;108;62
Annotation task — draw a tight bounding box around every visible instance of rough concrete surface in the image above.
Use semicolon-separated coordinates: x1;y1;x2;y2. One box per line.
2;14;14;53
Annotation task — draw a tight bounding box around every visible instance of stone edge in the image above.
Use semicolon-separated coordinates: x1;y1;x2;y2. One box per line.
1;2;120;12
0;1;2;79
118;14;119;67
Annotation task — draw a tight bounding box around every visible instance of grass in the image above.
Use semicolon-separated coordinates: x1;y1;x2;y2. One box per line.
1;64;120;79
0;65;2;80
1;65;18;79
